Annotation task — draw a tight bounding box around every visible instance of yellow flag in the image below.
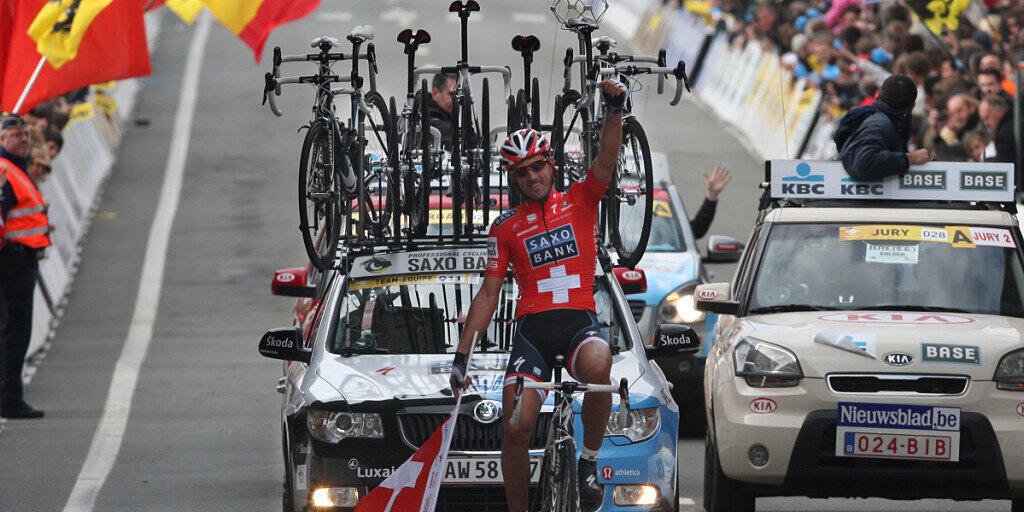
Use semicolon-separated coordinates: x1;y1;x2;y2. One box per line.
27;0;115;69
166;0;204;24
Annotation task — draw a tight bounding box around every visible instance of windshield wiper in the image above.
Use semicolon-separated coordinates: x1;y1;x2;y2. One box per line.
337;347;392;356
748;304;840;314
853;305;970;313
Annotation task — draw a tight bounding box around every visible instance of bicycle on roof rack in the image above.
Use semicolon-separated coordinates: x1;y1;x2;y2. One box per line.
548;0;691;269
397;0;514;240
262;26;399;270
509;355;631;512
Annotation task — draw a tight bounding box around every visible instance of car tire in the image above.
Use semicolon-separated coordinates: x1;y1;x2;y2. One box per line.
282;428;297;512
703;433;755;512
1012;498;1024;512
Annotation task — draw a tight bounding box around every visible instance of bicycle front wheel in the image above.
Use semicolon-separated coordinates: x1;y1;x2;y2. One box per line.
298;121;340;271
608;116;654;269
357;90;398;240
551;90;589;192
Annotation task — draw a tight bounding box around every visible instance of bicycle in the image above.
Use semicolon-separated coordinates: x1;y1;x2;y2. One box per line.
262;26;399;269
549;6;690;269
509;355;631;512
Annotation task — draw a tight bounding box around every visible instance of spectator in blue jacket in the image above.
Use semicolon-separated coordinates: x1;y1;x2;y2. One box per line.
833;74;933;179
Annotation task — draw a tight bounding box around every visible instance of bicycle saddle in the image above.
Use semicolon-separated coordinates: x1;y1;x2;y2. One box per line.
511;34;541;55
448;0;480;14
565;17;599;31
593;36;617;50
309;36;341;49
397;28;431;47
347;25;375;43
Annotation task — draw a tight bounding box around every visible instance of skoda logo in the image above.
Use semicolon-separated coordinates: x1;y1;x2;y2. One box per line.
473;400;501;424
882;352;914;366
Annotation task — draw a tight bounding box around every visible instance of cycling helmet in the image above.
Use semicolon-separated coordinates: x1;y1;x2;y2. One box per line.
499;128;551;170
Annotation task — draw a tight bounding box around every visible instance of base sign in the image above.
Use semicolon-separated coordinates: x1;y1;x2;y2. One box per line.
769;160;1013;203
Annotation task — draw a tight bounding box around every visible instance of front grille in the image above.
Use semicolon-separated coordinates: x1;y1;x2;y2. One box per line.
399;413;551;451
628;300;646;323
435;485;540;511
828;374;969;395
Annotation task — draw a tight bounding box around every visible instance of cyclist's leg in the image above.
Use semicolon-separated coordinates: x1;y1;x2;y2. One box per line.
566;312;612;452
502;318;552;512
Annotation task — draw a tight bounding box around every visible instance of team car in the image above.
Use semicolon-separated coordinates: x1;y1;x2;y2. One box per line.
696;160;1024;511
624;181;741;409
260;243;700;511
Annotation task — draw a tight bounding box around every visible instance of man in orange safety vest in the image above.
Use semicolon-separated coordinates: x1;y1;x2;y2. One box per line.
0;114;50;419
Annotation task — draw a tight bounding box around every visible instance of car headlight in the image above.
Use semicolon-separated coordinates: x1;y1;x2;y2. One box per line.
733;338;803;388
307;410;384;443
658;282;704;324
995;348;1024;391
605;407;660;442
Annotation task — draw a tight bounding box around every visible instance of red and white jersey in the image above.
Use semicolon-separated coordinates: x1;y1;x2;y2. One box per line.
485;171;608;317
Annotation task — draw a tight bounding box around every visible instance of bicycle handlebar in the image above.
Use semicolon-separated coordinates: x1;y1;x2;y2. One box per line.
509;376;631;426
413;65;512;103
599;61;690;106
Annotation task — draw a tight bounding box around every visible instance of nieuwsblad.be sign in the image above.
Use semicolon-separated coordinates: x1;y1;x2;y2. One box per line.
768;160;1013;202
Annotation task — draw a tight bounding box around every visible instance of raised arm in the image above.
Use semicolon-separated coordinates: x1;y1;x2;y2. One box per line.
450;274;504;394
589;80;627;184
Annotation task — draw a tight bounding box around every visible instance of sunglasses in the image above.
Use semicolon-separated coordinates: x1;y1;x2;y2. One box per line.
510;157;551;178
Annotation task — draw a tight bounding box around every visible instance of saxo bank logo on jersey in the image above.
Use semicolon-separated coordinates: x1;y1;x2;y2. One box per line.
781;162;825;195
525;224;579;268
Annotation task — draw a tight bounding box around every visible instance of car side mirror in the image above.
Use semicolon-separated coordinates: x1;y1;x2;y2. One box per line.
703;235;743;263
272;267;316;298
645;324;701;359
613;266;647;294
258;327;311;364
694;283;739;315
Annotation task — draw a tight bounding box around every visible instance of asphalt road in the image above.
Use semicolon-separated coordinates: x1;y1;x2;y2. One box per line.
0;1;1013;512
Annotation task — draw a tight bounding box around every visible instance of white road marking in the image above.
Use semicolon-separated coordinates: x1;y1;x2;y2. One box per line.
61;11;211;512
315;11;352;23
381;7;417;26
512;12;548;24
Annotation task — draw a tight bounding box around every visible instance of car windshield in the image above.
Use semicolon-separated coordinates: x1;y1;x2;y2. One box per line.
748;223;1024;317
616;193;686;252
330;272;631;354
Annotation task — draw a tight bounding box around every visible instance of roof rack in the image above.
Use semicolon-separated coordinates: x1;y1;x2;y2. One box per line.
760;160;1016;211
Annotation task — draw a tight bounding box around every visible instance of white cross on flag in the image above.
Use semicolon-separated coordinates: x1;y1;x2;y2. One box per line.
354;403;459;512
537;265;581;304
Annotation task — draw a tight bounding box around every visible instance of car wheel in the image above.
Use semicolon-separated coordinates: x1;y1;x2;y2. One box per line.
703;434;755;512
1012;498;1024;512
672;466;681;512
282;428;297;512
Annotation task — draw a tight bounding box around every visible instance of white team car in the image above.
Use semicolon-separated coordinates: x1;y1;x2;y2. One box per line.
696;160;1024;511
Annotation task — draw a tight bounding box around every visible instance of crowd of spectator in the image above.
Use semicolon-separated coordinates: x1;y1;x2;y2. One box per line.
685;0;1023;162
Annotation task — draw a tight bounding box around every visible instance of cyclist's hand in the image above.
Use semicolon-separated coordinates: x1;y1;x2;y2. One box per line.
599;79;627;113
449;353;472;396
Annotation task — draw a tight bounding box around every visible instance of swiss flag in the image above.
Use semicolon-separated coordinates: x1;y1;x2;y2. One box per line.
0;0;151;113
354;404;459;512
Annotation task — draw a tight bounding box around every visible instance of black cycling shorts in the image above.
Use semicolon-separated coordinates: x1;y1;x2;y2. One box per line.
502;309;609;396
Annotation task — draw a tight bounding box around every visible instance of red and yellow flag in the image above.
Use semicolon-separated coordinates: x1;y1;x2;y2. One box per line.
27;0;116;69
203;0;320;63
1;0;151;113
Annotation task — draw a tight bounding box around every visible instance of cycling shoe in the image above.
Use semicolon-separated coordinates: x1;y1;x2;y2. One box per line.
578;457;603;512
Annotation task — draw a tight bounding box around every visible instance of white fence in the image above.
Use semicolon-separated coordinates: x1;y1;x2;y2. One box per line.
22;11;163;363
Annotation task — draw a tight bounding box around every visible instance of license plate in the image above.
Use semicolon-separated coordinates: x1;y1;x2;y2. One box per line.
839;431;956;460
835;402;960;462
443;457;542;484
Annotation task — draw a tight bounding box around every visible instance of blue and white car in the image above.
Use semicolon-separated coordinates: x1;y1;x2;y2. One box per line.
260;244;699;511
626;181;741;408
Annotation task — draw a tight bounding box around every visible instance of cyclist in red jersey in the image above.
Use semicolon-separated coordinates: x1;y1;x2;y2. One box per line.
451;80;626;512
